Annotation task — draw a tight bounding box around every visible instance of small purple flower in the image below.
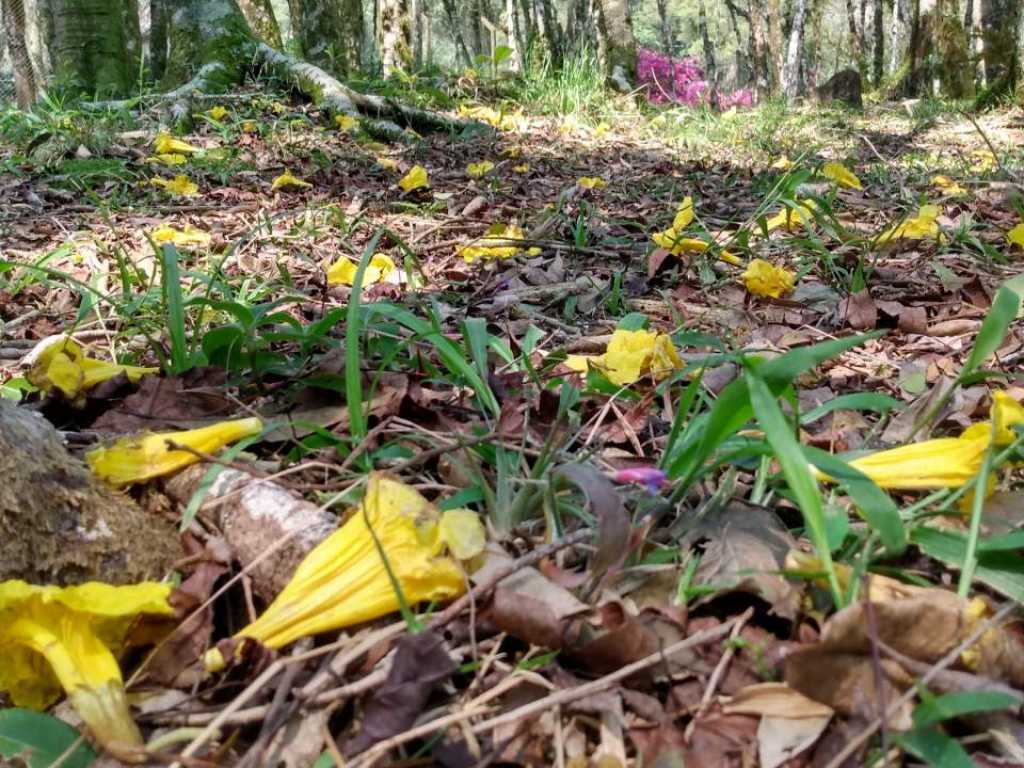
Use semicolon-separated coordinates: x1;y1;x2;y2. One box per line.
613;467;668;494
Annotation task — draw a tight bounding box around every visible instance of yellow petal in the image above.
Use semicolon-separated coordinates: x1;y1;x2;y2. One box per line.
148;153;187;166
399;165;429;192
436;509;487;560
335;114;358;131
225;474;467;651
771;156;794;171
466;160;495;179
577;176;607;190
241;121;257;133
672;196;695;230
153;133;199;155
326;253;396;286
843;434;989;489
742;259;796;298
271;170;312;192
513;163;530;173
931;175;967;196
151;224;211;247
377;156;399;171
877;206;942;243
992;391;1024;446
150;174;198;196
207;106;229;121
87;417;263;486
821;161;863;190
0;580;172;759
27;338;157;400
459;223;527;263
1007;223;1024;248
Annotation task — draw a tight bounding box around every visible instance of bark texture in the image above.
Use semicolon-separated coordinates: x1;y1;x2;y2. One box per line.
1;0;37;106
0;399;181;585
656;0;673;53
238;0;282;47
289;0;362;75
979;0;1021;99
935;0;973;97
45;0;138;96
871;0;883;83
783;0;809;100
698;0;717;94
378;0;411;75
594;0;637;90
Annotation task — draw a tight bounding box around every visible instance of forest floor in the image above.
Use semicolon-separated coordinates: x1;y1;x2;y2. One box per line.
1;85;1024;767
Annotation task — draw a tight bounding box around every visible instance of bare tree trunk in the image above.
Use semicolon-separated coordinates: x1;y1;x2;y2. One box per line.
440;0;472;65
470;0;483;56
725;0;750;87
965;0;983;86
288;0;362;74
807;0;822;88
44;0;138;96
698;0;717;96
846;0;866;75
238;0;282;46
656;0;673;53
889;0;905;71
979;0;1020;99
871;0;883;83
783;0;808;100
378;0;410;74
905;0;933;95
594;0;637;89
749;0;770;100
536;0;562;65
935;0;973;97
1;0;38;106
766;0;783;93
505;0;522;71
410;0;421;67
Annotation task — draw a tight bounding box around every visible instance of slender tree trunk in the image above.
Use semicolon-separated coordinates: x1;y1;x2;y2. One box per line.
889;0;905;72
470;0;483;56
766;0;783;93
656;0;673;53
935;0;973;97
905;0;933;95
150;0;168;79
807;0;822;88
45;0;138;96
783;0;808;100
536;0;562;65
378;0;411;74
238;0;282;46
440;0;472;65
288;0;362;74
979;0;1020;98
410;0;421;67
965;0;983;86
698;0;717;96
871;0;883;83
505;0;522;71
749;0;770;100
725;0;750;88
594;0;637;89
846;0;866;75
1;0;38;106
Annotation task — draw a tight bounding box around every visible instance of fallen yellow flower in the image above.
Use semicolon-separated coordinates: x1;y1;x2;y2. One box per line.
877;204;941;243
207;105;229;121
241;121;257;133
821;161;863;190
151;223;211;247
513;163;530;173
818;392;1024;490
564;327;682;386
971;149;996;173
207;474;484;659
742;259;796;298
594;122;610;138
327;253;396;286
399;165;429;192
150;175;198;196
457;104;522;131
762;199;817;232
335;114;358;131
271;170;312;192
153;133;199;155
577;176;607;190
651;229;742;266
27;338;156;402
377;156;399;171
771;156;794;171
466;160;495;179
931;175;967;196
148;153;187;166
87;417;263;487
673;196;695;230
0;580;173;762
1007;222;1024;248
460;223;538;263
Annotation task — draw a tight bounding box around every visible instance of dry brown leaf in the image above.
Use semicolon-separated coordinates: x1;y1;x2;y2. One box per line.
724;682;834;719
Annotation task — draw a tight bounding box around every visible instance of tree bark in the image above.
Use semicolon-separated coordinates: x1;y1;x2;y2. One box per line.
698;0;717;95
1;0;38;106
871;0;883;83
889;0;905;72
45;0;138;97
656;0;673;53
783;0;808;100
440;0;472;65
378;0;411;75
505;0;522;72
766;0;783;93
749;0;770;100
594;0;637;90
935;0;973;97
238;0;282;47
978;0;1020;99
536;0;563;66
845;0;866;76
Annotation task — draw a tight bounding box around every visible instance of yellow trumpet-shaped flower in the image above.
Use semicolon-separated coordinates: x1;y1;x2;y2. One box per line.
87;417;264;487
742;258;796;298
877;204;942;244
207;105;229;121
335;114;358;131
762;199;817;233
459;223;538;263
271;170;312;192
513;163;530;173
818;392;1024;490
27;338;157;402
148;153;187;166
771;156;794;171
565;327;682;386
399;165;430;192
577;176;607;190
650;229;741;266
151;223;211;247
150;174;198;196
1006;222;1024;249
154;133;199;155
326;253;397;286
672;196;695;230
931;175;967;196
466;160;495;179
0;580;173;762
209;474;484;658
821;161;863;190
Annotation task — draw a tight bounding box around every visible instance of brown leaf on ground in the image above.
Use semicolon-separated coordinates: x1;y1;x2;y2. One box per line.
90;367;235;432
840;289;877;330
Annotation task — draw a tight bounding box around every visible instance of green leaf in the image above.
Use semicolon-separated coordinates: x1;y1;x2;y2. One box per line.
913;690;1019;729
800;392;903;425
160;244;190;375
978;529;1024;552
912;527;1024;602
345;232;386;447
959;286;1020;382
0;709;96;768
894;725;975;768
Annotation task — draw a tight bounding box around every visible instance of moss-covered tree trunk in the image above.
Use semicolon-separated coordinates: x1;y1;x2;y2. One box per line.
766;0;783;93
289;0;363;75
935;0;973;97
1;0;38;106
238;0;282;47
377;0;410;75
979;0;1020;99
45;0;138;96
594;0;637;90
161;0;252;91
749;0;770;100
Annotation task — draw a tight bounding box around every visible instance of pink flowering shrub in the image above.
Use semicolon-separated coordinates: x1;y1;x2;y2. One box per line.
636;47;754;110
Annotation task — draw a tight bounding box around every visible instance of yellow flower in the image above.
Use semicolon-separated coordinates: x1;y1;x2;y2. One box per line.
457;104;522;131
931;175;967;196
27;338;157;402
335;114;358;131
771;156;794;171
500;146;522;158
150;175;198;196
271;170;312;192
326;253;396;286
672;196;695;230
651;229;741;266
821;161;863;190
971;149;996;173
459;223;529;263
148;153;187;166
594;122;611;138
742;258;796;298
399;165;429;192
466;160;495;179
878;204;941;243
0;580;173;761
819;392;1024;490
762;200;816;232
87;417;264;487
376;156;399;171
207;474;483;659
154;133;199;155
1007;223;1024;248
241;121;258;133
151;223;211;247
513;163;530;173
207;105;229;121
564;327;682;386
577;176;607;190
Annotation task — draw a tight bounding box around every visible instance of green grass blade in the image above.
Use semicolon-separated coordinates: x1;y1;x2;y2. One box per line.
159;244;189;374
345;231;385;447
